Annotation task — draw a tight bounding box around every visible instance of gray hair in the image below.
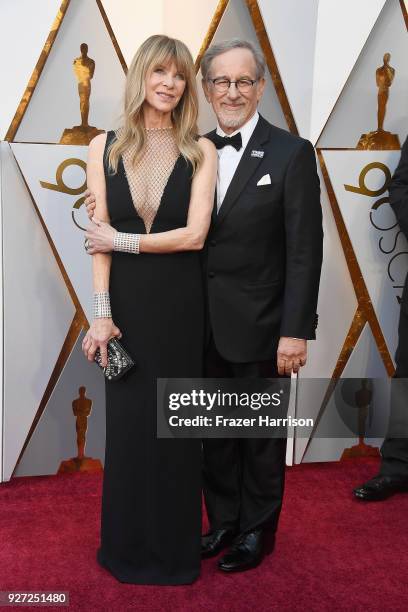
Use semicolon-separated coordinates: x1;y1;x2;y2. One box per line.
201;38;266;80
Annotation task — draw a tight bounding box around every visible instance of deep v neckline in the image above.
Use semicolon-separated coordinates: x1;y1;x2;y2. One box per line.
119;127;181;234
121;153;183;234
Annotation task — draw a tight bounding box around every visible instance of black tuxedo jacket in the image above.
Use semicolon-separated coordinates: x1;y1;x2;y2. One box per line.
203;114;323;363
389;136;408;316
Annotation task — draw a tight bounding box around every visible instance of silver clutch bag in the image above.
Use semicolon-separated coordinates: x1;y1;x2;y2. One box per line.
94;337;135;381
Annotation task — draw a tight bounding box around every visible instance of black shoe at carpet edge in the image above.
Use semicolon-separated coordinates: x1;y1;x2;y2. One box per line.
201;528;236;559
218;529;274;573
353;474;408;501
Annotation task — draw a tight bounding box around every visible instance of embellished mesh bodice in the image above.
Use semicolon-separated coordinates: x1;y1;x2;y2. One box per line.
121;126;180;233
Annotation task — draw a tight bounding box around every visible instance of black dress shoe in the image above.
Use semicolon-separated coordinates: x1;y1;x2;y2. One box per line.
218;529;274;572
201;528;236;559
353;475;408;501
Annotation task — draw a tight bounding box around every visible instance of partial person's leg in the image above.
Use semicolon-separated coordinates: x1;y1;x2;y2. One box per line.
202;334;241;546
239;438;287;535
218;357;288;571
354;308;408;500
231;358;287;538
379;307;408;478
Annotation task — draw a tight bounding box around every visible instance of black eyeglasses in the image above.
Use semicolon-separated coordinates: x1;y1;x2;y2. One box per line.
207;77;258;93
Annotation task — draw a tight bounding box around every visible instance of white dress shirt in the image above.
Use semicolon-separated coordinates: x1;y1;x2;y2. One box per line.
216;110;259;212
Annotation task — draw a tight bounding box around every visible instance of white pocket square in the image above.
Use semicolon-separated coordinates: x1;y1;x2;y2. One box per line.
257;174;271;186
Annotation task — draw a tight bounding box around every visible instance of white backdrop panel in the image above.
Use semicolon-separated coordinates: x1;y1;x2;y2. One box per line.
101;0;163;65
310;0;386;144
15;0;126;143
303;323;388;463
1;142;75;481
0;0;62;140
257;0;319;138
258;0;385;141
294;160;359;463
97;0;222;65
163;0;222;61
15;331;106;477
318;0;408;148
323;150;407;361
11;143;93;322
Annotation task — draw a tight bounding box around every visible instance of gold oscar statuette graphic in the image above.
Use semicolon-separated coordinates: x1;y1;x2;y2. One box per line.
357;53;400;150
58;386;103;473
60;43;104;145
341;380;379;459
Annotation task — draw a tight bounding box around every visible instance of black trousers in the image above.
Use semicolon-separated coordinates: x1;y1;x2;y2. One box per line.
379;307;408;478
202;334;287;535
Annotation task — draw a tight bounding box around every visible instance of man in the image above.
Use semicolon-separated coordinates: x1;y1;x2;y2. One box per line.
198;39;322;572
354;137;408;501
84;39;323;572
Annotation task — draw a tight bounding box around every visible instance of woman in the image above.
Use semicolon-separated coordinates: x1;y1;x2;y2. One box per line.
82;34;217;585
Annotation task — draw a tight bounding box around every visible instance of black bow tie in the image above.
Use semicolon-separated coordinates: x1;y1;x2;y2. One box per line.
210;131;242;151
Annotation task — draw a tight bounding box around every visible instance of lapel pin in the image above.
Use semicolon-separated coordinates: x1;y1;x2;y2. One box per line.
251;150;264;158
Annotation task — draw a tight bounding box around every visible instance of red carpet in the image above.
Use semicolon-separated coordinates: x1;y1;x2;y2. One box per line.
1;458;407;611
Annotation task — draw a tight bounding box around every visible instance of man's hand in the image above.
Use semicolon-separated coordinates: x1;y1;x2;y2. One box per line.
84;216;116;254
84;188;96;219
277;337;307;375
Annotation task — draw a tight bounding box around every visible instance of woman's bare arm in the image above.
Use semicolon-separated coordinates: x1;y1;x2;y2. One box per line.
87;133;111;289
82;133;122;367
84;137;217;254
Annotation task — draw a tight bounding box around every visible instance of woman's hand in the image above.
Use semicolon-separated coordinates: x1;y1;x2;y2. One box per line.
84;216;117;254
82;318;122;367
84;189;96;220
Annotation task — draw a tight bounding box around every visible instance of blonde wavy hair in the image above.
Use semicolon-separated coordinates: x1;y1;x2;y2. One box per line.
107;35;203;175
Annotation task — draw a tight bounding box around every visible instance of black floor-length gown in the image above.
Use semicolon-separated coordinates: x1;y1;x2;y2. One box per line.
96;127;203;585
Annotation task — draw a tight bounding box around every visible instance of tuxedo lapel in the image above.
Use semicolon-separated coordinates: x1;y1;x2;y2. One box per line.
215;115;271;226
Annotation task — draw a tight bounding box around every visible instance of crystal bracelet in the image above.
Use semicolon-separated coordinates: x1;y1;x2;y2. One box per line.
93;291;112;319
113;231;140;254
